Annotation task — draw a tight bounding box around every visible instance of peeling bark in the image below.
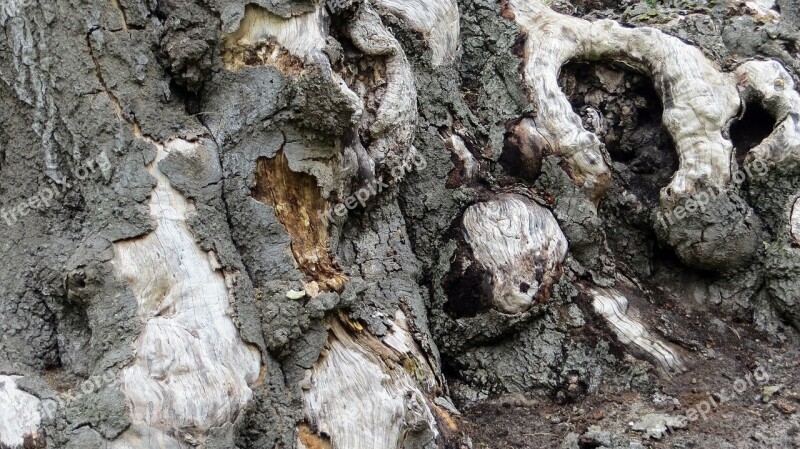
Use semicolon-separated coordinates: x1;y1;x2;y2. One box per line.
2;0;800;448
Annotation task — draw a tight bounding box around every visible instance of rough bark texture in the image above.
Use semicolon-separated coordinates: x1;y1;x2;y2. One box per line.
1;0;800;448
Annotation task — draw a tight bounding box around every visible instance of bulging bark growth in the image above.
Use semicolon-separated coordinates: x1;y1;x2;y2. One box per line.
2;0;800;448
461;195;567;314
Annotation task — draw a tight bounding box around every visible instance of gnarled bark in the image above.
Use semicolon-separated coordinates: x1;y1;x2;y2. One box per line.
2;0;800;448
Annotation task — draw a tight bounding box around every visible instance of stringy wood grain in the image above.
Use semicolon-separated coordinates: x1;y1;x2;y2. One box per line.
591;288;686;375
462;195;568;314
111;139;260;448
507;0;740;202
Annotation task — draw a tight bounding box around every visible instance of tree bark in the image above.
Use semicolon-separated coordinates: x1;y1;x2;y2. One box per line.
1;0;800;448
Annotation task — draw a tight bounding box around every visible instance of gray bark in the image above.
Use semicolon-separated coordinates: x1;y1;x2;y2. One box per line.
1;0;800;448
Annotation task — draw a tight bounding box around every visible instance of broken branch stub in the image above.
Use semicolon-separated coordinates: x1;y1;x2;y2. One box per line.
460;195;568;315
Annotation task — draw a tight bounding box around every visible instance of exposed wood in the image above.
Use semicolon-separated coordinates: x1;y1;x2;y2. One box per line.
590;288;686;375
226;4;328;59
297;423;333;449
223;1;419;170
735;60;800;250
346;3;418;165
462;195;568;314
444;134;478;184
736;60;800;164
5;0;800;447
507;0;740;202
373;0;460;66
221;2;361;134
112;139;261;448
252;152;347;292
743;0;781;20
0;375;44;449
302;317;440;449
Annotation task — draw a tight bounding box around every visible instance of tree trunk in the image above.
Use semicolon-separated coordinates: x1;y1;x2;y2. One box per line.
1;0;799;448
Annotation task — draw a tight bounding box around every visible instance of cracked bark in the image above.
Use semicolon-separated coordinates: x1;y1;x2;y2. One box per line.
1;0;800;448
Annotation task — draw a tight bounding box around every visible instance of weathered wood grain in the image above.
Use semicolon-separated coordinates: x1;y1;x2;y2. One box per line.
0;376;44;449
508;0;740;202
462;195;568;314
374;0;459;66
737;60;800;164
300;317;440;449
112;139;261;448
591;288;686;374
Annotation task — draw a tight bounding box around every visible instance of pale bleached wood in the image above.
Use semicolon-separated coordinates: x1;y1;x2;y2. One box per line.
462;195;568;314
736;60;800;164
301;317;439;449
373;0;460;66
792;198;800;245
590;288;686;374
346;3;419;165
736;60;800;249
743;0;780;20
111;139;261;448
445;134;478;181
507;0;741;202
226;4;328;59
0;375;43;448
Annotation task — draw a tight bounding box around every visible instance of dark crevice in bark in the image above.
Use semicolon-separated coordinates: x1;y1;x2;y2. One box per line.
731;101;778;165
559;61;678;208
442;246;492;319
500;118;544;183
